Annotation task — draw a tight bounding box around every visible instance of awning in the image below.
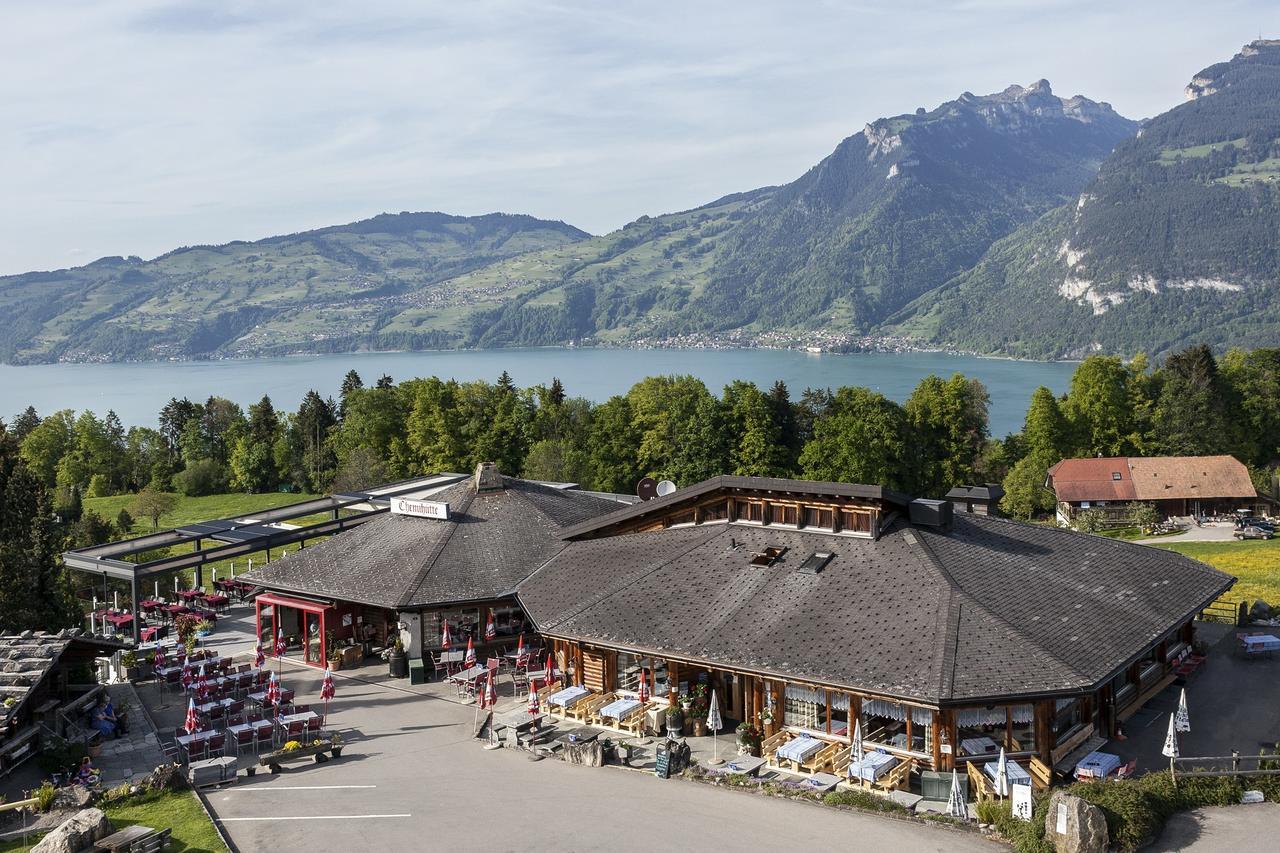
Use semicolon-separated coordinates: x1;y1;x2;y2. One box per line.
256;592;335;614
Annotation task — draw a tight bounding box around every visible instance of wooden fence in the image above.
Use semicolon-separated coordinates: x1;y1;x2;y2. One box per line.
1198;597;1246;625
1173;752;1280;778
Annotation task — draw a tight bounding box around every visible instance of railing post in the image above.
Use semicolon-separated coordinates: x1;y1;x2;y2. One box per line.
1232;750;1240;773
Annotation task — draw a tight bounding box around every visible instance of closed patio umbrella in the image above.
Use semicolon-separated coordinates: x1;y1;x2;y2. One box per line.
484;610;496;642
1175;687;1191;733
265;671;281;708
544;653;556;689
995;747;1010;799
153;645;165;669
848;719;864;779
516;633;525;658
180;660;193;690
482;671;497;709
254;639;265;670
637;670;649;703
706;689;724;766
274;629;287;675
184;698;201;735
527;682;540;715
441;620;451;650
1162;712;1180;784
947;768;967;819
195;664;209;702
320;668;336;724
464;636;476;669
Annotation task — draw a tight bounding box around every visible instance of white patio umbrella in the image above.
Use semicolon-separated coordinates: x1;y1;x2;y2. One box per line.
995;746;1010;799
947;768;968;819
706;689;724;765
1175;687;1191;733
848;719;864;780
1162;712;1180;784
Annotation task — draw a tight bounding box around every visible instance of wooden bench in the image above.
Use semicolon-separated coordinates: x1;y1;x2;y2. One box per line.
1028;756;1053;791
967;760;994;802
618;702;654;736
873;757;914;793
762;730;795;771
94;825;170;852
799;740;843;774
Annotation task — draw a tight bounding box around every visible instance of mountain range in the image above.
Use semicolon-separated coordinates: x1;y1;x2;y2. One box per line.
3;41;1278;364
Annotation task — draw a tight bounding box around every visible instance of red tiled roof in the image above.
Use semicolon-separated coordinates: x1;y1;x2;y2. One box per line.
1047;457;1136;503
1048;455;1257;503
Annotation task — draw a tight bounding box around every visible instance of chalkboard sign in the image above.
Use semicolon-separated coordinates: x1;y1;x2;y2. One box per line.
655;750;671;779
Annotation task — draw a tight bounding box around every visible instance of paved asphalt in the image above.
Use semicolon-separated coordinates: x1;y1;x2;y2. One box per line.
198;663;1000;853
1151;803;1280;851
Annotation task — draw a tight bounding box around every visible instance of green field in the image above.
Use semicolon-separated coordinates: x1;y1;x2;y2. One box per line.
1155;136;1246;163
85;492;320;538
1153;539;1280;606
0;790;226;852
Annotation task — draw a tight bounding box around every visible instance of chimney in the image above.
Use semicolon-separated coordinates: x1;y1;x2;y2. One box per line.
474;462;504;493
909;498;953;530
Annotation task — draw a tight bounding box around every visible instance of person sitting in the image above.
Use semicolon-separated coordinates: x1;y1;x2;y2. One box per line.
90;696;118;739
72;756;100;787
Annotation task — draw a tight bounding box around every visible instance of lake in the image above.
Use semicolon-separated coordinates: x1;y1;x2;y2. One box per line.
0;349;1077;437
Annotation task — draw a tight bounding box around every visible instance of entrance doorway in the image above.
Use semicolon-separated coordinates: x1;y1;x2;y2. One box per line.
255;593;335;669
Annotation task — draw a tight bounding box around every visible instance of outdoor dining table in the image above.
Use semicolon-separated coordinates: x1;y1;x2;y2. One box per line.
848;750;899;782
598;698;642;721
448;664;488;685
440;650;466;664
196;697;235;714
960;736;1000;755
984;759;1032;788
1241;634;1280;655
102;612;133;628
277;711;319;728
227;721;273;737
176;729;218;752
776;735;825;764
177;589;204;602
1076;751;1123;779
548;685;591;711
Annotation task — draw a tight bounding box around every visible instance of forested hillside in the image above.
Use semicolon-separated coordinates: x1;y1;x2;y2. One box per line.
0;212;588;363
894;40;1280;358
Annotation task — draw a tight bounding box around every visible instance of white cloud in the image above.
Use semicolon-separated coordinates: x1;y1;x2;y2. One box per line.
1;0;1277;272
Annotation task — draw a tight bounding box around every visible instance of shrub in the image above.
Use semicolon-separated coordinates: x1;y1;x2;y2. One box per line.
172;458;229;497
821;788;909;814
34;782;57;813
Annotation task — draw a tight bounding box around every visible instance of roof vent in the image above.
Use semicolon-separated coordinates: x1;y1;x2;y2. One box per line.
749;546;787;567
797;551;834;575
908;499;953;529
474;462;504;493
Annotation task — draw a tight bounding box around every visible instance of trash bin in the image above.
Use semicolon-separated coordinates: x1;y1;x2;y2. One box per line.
408;658;426;685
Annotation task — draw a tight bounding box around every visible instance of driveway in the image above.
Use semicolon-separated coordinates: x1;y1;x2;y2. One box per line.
1151;804;1280;851
166;660;999;853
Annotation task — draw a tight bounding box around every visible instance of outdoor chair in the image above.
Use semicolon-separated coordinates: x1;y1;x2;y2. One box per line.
159;739;181;765
238;663;250;674
247;711;263;723
762;730;796;771
431;653;449;681
294;704;310;714
279;689;296;704
306;716;323;736
233;729;255;756
255;724;274;753
873;757;914;793
227;715;244;728
512;668;530;698
1115;760;1137;779
228;700;245;715
207;705;225;723
206;734;226;759
185;738;207;763
486;657;500;674
800;740;843;774
281;720;306;747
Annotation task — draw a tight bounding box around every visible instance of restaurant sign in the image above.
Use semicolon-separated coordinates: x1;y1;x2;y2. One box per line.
392;498;450;520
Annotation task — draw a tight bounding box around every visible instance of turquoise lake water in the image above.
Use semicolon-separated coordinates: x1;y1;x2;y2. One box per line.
0;349;1077;437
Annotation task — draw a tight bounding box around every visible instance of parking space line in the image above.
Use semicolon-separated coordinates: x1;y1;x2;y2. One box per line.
223;785;378;792
218;814;410;821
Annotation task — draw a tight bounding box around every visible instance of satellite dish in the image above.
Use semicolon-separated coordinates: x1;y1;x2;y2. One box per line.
636;477;659;501
656;480;677;497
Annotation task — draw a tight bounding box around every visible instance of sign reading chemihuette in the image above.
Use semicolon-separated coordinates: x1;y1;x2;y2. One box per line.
391;498;450;520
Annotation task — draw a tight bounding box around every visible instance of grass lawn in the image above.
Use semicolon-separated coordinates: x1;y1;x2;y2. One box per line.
0;790;226;852
84;492;320;537
1153;539;1280;606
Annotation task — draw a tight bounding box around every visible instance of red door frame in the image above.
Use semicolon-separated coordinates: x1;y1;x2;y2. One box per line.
255;592;334;668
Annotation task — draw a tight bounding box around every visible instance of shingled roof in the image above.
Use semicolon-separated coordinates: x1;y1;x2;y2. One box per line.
519;514;1233;706
0;631;123;728
241;476;627;609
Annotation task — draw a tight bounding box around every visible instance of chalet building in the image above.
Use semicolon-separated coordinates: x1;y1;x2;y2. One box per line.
240;465;631;667
1047;455;1262;524
517;475;1232;775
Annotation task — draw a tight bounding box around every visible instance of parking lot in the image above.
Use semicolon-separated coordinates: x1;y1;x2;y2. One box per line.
195;662;999;853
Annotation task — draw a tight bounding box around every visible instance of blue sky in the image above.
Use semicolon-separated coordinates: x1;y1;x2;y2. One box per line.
3;1;1277;274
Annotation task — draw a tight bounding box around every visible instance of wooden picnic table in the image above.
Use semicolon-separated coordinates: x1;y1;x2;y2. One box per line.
93;824;156;852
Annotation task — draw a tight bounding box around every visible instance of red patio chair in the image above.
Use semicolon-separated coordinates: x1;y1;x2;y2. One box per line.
228;700;245;715
247;711;263;723
1115;760;1137;779
431;653;449;681
486;657;500;674
293;704;310;714
185;736;207;763
254;724;274;753
206;734;226;758
306;716;322;736
232;728;255;757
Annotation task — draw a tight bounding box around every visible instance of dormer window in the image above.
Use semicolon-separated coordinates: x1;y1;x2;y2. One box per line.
1112;472;1122;480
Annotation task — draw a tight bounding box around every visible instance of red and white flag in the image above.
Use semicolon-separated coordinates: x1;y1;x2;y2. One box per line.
441;620;452;650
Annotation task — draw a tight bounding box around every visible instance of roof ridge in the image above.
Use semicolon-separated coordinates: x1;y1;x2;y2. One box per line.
397;487;477;609
522;525;726;632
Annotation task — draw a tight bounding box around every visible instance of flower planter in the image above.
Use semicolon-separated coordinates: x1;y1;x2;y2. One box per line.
328;657;342;672
259;739;341;773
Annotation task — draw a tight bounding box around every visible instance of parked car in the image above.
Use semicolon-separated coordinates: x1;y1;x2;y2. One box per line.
1234;525;1274;540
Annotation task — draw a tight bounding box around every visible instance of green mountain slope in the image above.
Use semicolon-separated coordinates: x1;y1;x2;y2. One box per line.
437;82;1136;348
0;212;589;363
895;40;1280;359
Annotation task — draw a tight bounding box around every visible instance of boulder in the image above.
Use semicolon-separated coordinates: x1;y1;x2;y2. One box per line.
1249;600;1272;623
31;808;111;853
561;740;604;767
50;785;92;810
143;762;189;791
1044;791;1108;853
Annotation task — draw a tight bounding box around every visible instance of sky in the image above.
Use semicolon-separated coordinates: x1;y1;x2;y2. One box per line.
3;1;1278;275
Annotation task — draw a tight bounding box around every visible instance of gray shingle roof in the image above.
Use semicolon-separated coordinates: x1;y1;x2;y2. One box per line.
0;631;123;726
518;514;1234;705
241;477;625;609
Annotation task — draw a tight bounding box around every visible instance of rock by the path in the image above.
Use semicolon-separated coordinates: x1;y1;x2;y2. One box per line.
31;808;112;853
1044;791;1108;853
143;763;188;791
50;785;92;811
1249;600;1273;623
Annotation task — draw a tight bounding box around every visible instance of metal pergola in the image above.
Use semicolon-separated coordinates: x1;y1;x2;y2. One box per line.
62;473;467;641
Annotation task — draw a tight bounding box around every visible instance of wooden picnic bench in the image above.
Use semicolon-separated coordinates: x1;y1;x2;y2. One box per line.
762;730;795;771
968;760;994;802
799;740;843;774
567;692;609;723
1028;756;1053;791
94;826;170;852
616;701;651;735
873;757;914;793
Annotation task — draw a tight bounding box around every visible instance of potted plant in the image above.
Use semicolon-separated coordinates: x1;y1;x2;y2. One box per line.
387;635;408;678
326;632;342;672
760;706;777;739
686;684;710;736
193;619;214;638
736;721;763;757
619;740;636;766
121;650;140;682
330;732;343;758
